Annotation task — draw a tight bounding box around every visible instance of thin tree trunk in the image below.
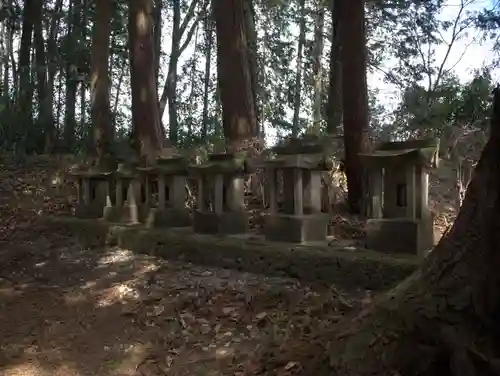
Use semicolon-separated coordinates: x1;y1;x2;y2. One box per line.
17;0;36;152
201;11;213;139
63;0;80;152
212;0;258;151
339;0;370;214
158;0;203;143
2;0;12;104
312;0;325;129
33;0;49;153
129;0;164;163
291;0;306;138
326;0;342;134
90;0;113;165
44;0;63;153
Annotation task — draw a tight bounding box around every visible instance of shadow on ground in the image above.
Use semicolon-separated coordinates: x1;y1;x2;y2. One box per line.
0;229;365;376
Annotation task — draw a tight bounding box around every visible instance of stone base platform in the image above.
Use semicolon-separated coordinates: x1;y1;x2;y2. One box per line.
74;203;106;219
145;207;192;228
264;213;328;243
41;216;420;290
193;210;248;234
103;204;149;224
365;218;434;256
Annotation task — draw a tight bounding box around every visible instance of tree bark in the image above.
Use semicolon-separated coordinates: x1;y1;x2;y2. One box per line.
90;0;113;165
292;0;306;138
129;0;164;164
201;11;214;139
63;0;81;152
300;87;500;376
213;0;258;151
312;0;325;129
326;0;342;134
339;0;370;214
17;0;35;152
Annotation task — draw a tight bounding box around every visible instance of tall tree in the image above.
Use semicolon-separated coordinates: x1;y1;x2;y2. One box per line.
291;0;306;137
90;0;113;165
326;0;342;134
212;0;258;151
129;0;164;163
339;0;370;213
17;0;36;152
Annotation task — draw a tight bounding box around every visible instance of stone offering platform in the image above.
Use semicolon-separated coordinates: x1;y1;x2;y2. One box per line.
43;216;420;290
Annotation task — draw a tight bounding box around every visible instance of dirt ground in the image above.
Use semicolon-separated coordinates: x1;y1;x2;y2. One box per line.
0;154;458;375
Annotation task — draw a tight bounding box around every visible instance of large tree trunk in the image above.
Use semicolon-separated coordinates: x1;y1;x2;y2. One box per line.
297;88;500;376
213;0;258;152
339;0;370;214
326;0;342;134
90;0;113;165
129;0;164;164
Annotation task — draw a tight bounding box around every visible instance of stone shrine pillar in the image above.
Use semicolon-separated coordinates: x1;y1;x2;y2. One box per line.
137;157;191;228
262;142;329;243
189;153;250;234
360;139;438;256
103;163;147;224
70;165;113;219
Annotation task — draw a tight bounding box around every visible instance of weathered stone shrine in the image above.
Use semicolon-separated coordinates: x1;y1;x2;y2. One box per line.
189;153;250;234
137;156;191;228
70;164;114;219
102;163;146;224
360;138;439;256
262;140;330;243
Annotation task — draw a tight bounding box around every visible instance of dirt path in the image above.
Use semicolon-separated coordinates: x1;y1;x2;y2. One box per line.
0;234;365;376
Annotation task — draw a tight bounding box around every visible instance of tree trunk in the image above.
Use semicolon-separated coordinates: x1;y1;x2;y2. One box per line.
301;87;500;376
212;0;258;152
158;0;202;144
63;0;81;152
44;0;63;153
90;0;113;165
201;11;214;139
129;0;164;164
243;0;259;127
311;0;325;129
33;0;52;153
17;0;35;152
339;0;370;214
292;0;306;138
326;0;342;134
153;0;162;89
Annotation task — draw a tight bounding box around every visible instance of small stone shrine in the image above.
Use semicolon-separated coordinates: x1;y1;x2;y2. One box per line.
70;163;114;219
189;152;251;234
103;162;146;224
262;139;330;243
360;138;439;256
137;156;191;228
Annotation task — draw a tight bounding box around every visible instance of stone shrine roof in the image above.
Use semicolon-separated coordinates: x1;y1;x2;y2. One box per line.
360;138;439;169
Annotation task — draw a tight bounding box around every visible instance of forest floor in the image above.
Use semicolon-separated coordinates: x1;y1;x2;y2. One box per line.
0;154;459;376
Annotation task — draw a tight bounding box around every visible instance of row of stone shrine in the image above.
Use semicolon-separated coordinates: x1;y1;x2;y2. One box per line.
71;138;439;256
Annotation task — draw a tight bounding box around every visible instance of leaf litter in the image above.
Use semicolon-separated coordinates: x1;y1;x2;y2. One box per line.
0;155;371;376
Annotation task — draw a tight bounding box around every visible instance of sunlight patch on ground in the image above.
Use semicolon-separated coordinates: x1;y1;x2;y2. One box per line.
1;362;81;376
97;283;139;307
97;248;135;266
